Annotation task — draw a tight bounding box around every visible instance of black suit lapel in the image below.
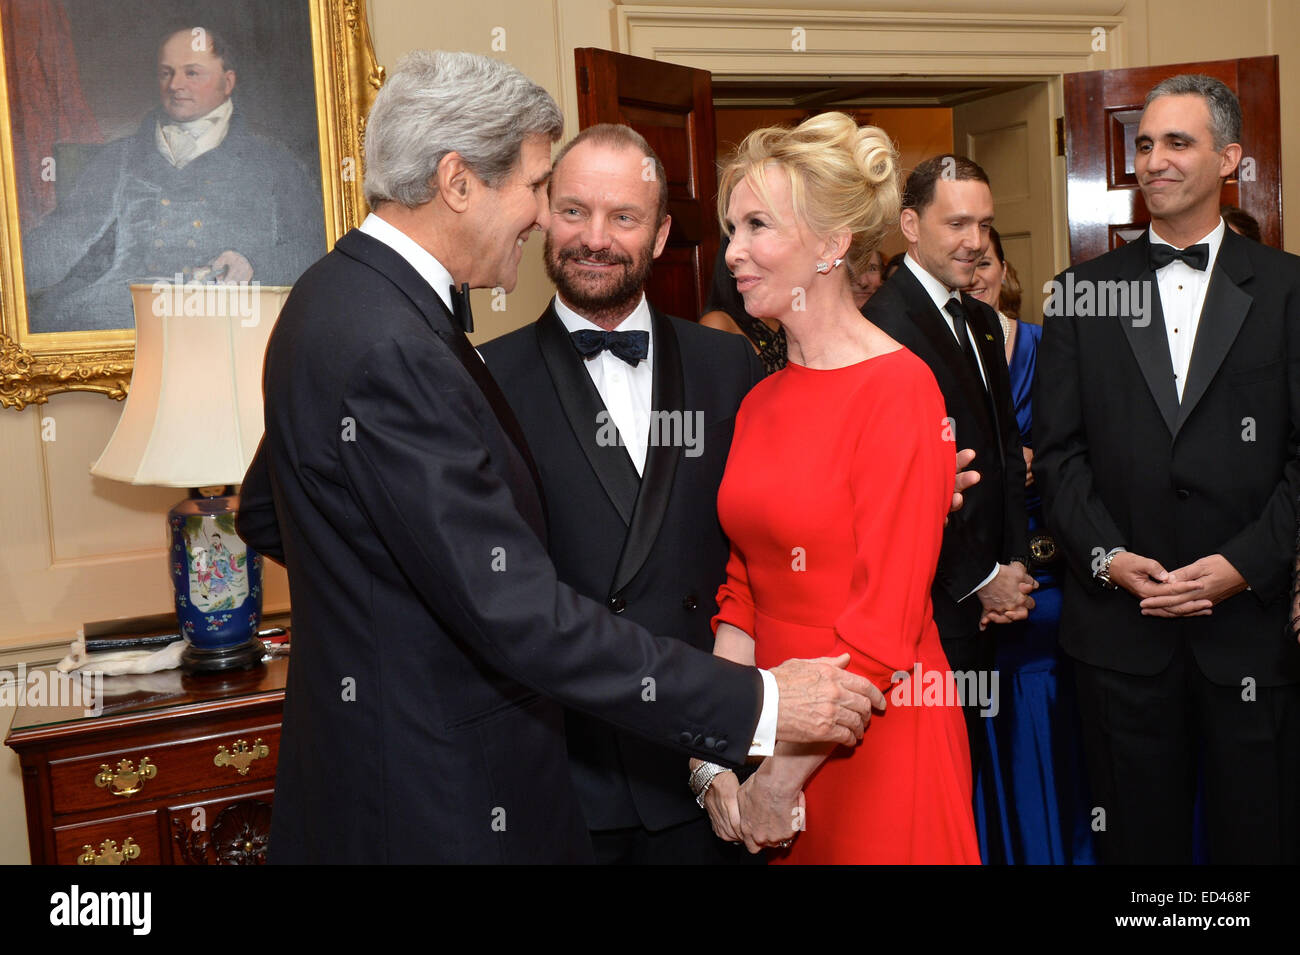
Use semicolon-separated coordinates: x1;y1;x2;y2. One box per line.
1114;235;1180;436
1175;230;1253;436
535;304;641;525
611;307;684;596
334;230;546;499
960;293;1008;463
892;269;996;446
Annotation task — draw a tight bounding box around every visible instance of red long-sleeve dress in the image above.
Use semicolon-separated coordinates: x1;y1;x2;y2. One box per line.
713;348;980;864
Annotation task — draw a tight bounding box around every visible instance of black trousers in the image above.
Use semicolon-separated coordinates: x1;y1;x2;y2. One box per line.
1074;639;1300;864
589;815;766;865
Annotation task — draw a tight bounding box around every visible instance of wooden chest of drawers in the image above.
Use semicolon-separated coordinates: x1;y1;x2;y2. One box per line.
5;658;287;865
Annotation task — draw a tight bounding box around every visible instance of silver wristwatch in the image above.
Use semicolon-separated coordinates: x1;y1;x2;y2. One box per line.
1096;548;1122;589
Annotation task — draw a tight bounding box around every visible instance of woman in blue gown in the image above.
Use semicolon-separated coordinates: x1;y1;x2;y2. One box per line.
968;229;1096;864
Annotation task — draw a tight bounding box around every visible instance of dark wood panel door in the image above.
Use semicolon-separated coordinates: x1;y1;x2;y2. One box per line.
574;48;718;320
1063;56;1281;264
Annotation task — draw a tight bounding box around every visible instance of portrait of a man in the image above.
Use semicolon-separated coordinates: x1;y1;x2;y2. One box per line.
5;0;326;333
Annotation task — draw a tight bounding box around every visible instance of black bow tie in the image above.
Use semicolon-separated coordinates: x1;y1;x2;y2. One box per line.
1149;242;1210;272
569;329;649;366
449;283;474;333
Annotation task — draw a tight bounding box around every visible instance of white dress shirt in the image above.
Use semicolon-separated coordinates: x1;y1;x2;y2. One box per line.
358;212;456;314
1149;219;1226;402
553;294;656;476
903;252;999;597
904;252;992;389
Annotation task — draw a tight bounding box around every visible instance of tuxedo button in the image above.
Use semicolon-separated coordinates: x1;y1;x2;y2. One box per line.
682;593;698;611
678;731;693;745
609;595;626;613
704;736;716;749
1176;488;1190;500
713;738;729;753
692;734;703;746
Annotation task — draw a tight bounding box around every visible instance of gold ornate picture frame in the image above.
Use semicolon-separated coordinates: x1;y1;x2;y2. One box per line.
0;0;381;409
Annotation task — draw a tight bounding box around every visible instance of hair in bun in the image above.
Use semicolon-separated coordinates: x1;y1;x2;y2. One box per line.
717;111;900;280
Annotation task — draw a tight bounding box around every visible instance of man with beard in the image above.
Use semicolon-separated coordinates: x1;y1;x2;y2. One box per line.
480;124;768;862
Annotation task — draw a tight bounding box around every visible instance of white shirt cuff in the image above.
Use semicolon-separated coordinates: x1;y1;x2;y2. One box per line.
749;668;779;757
961;563;1002;602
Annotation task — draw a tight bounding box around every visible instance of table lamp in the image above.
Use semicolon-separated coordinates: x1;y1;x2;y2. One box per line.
91;282;291;674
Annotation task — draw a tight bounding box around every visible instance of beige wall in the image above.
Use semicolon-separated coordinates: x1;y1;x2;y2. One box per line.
1;0;1292;864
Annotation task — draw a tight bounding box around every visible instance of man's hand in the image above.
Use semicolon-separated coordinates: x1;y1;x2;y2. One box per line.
950;448;979;521
1139;554;1245;617
692;761;742;842
737;769;804;854
1107;551;1204;611
977;561;1037;629
770;654;885;746
206;250;254;283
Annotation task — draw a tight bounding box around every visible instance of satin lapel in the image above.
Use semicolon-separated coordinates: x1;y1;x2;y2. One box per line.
333;231;546;498
961;294;1007;463
894;271;995;444
1114;236;1180;436
535;305;640;525
611;308;684;595
1175;231;1254;437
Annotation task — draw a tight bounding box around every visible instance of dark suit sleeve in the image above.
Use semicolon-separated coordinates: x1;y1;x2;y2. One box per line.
935;503;999;602
336;335;764;766
235;437;285;565
1217;292;1300;602
1034;285;1127;588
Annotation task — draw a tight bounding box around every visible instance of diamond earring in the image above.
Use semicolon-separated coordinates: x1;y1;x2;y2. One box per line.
815;261;830;274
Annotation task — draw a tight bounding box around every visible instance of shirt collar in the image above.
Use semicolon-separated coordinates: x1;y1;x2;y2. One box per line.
903;251;963;314
358;212;456;314
1148;218;1227;271
552;293;653;336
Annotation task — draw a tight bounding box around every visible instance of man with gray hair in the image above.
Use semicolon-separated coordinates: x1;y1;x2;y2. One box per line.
1036;73;1300;862
237;50;884;863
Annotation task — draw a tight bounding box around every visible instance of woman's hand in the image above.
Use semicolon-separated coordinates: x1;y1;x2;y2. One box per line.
698;766;743;842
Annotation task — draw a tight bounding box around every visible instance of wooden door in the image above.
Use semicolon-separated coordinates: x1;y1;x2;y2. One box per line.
1063;56;1281;264
953;83;1057;325
574;48;718;320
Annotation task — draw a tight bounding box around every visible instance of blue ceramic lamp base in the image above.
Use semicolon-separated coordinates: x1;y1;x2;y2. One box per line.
168;486;264;674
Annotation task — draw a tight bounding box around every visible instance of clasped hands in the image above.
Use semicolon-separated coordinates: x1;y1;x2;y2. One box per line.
977;561;1037;629
696;759;806;853
1107;551;1247;616
701;654;889;853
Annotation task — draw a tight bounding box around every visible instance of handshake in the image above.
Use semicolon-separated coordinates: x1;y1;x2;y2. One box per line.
691;654;888;853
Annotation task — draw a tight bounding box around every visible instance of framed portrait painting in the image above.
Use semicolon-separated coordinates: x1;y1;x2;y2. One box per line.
0;0;381;408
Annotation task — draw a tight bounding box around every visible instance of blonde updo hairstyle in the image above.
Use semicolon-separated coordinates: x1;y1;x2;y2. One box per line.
717;112;900;284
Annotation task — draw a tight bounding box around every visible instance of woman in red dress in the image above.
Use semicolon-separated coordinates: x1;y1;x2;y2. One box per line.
692;113;981;864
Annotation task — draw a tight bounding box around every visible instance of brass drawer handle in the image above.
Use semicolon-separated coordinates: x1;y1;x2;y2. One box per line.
214;738;270;776
94;757;156;797
78;838;140;865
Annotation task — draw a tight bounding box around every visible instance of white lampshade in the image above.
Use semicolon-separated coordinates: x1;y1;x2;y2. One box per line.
91;283;291;487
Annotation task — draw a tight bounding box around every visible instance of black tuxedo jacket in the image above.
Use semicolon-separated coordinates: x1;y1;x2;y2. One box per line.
480;304;763;832
1035;229;1300;685
864;264;1028;639
237;230;764;863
